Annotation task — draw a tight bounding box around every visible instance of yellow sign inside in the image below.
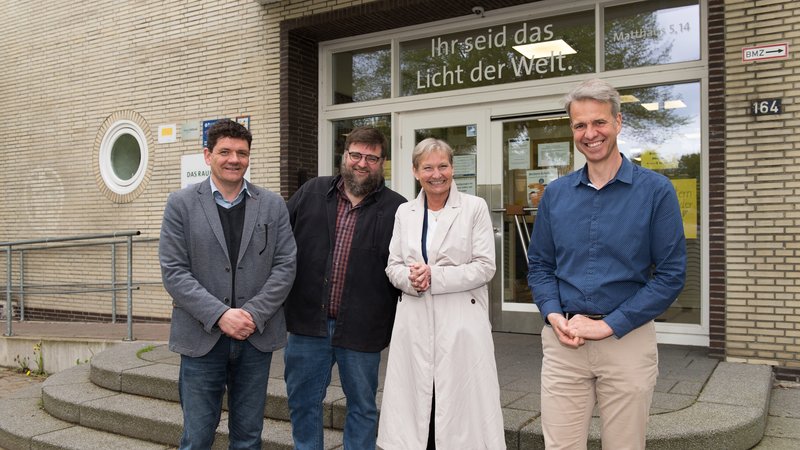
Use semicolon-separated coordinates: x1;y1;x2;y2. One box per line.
671;178;697;239
641;150;678;170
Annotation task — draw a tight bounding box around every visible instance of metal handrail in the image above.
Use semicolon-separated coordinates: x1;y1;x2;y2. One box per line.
0;285;142;295
0;231;141;247
4;236;157;252
3;231;145;340
1;281;161;291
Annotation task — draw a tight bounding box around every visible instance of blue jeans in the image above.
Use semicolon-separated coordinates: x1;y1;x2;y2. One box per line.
178;336;272;450
284;318;381;450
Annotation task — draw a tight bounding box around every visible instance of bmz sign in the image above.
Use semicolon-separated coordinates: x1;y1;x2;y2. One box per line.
742;43;788;62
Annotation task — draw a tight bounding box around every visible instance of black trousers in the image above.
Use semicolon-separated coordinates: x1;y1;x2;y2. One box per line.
426;390;435;449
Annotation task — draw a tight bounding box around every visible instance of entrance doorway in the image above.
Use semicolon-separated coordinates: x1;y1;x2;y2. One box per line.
397;89;705;343
399;107;550;333
398;106;570;334
489;112;577;333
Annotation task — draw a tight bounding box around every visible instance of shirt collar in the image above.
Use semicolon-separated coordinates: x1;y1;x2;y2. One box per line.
335;177;348;200
209;177;251;206
575;153;633;187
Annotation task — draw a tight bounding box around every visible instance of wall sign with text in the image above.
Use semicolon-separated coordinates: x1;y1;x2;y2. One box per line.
742;43;788;63
749;99;782;116
396;2;700;96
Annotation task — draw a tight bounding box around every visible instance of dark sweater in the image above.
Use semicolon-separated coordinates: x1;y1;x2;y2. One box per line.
217;197;246;307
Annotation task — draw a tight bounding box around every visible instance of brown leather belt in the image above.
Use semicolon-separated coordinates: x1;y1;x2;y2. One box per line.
564;313;606;320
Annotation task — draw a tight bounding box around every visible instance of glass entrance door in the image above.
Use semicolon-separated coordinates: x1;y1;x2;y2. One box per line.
489;113;576;333
398;107;572;334
398;108;496;319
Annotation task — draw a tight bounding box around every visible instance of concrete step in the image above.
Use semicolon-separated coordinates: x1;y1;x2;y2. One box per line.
0;385;170;450
0;354;343;449
0;335;775;449
89;341;352;431
42;363;342;449
91;343;773;450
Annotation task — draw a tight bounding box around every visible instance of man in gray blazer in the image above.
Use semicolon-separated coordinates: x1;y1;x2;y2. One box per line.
159;119;296;449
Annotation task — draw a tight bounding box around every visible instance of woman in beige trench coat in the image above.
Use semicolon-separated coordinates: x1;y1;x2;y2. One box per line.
377;138;506;450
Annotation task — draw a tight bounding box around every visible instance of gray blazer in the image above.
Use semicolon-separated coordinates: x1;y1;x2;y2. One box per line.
159;178;297;357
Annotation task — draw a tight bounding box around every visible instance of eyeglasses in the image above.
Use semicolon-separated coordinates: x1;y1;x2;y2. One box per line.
346;151;382;165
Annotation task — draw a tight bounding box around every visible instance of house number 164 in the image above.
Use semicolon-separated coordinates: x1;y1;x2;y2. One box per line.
750;99;782;116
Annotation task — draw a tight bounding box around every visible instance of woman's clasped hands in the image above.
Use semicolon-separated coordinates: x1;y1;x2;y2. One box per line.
408;261;431;293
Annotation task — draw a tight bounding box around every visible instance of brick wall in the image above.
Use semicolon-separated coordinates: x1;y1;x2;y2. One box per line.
724;0;800;375
6;0;798;376
0;0;542;322
708;0;728;359
0;0;367;320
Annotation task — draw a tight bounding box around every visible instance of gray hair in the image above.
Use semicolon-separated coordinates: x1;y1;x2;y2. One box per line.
412;137;454;169
563;78;621;118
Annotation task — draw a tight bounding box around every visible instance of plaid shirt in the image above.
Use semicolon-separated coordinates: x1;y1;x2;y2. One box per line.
328;179;363;318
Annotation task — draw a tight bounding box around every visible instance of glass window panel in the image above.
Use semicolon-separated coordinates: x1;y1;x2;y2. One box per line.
501;116;573;305
400;10;595;96
332;115;392;185
618;82;702;325
332;46;391;104
604;0;700;70
111;133;141;181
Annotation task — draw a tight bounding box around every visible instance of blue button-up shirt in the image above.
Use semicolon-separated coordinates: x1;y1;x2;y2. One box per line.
209;178;250;209
527;155;686;338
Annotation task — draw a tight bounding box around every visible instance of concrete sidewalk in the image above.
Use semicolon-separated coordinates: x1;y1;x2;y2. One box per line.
1;321;799;448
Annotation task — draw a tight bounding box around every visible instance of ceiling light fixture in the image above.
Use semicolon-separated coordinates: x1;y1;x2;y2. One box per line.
664;100;687;109
512;39;577;59
620;95;640;103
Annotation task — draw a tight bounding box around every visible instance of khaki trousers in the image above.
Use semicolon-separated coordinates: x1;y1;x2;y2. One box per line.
540;321;658;450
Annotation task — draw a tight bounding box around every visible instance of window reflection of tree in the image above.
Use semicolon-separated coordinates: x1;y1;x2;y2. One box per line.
604;10;672;70
604;0;698;70
352;49;391;102
677;153;700;179
620;85;692;148
334;47;391;104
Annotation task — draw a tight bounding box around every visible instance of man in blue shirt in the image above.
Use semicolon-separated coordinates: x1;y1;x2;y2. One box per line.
528;78;686;449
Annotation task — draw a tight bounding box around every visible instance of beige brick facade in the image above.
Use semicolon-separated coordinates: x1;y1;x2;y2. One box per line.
1;0;800;375
0;0;363;321
724;0;800;371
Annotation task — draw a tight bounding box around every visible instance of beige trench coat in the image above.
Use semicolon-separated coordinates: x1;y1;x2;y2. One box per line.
377;184;506;450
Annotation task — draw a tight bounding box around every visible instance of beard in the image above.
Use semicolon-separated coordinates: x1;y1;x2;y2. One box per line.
341;159;382;197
